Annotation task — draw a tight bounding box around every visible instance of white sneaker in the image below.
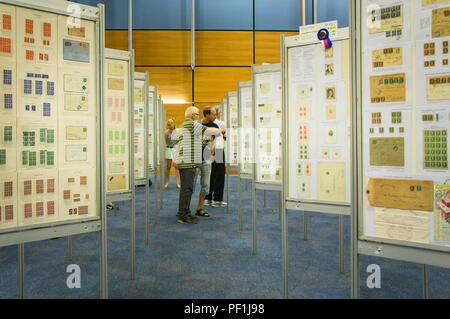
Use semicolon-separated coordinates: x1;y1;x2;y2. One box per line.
204;200;211;206
219;201;227;207
211;200;221;207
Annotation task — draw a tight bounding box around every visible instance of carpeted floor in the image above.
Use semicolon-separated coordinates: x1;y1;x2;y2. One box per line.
0;175;449;299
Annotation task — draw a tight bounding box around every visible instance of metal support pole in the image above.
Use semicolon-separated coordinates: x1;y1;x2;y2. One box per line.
160;164;164;209
144;181;149;244
238;176;243;231
99;3;108;299
350;0;360;299
145;184;149;246
281;195;288;299
18;243;24;299
423;265;430;299
128;0;132;51
159;101;165;210
252;181;257;255
313;0;317;24
154;169;159;225
191;0;195;70
278;191;281;220
339;215;344;274
226;165;230;214
301;0;306;26
245;179;248;191
66;236;73;261
131;192;137;280
263;190;267;208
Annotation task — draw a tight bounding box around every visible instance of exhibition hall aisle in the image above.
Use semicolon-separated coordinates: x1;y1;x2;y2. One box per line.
0;176;449;298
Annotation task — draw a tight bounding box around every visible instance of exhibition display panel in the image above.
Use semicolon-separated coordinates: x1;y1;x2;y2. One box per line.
280;26;352;298
351;0;450;298
133;72;148;183
251;63;283;255
237;80;253;178
147;85;159;229
104;48;133;196
0;0;107;298
237;80;253;231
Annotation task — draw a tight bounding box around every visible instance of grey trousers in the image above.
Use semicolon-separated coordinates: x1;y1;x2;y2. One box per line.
177;167;198;220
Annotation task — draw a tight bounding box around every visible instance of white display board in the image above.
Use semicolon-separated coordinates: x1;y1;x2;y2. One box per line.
0;3;100;230
253;64;282;185
148;86;156;172
220;98;228;161
285;29;351;204
238;80;253;177
133;76;146;180
221;97;228;128
359;0;450;248
104;53;130;193
227;91;239;168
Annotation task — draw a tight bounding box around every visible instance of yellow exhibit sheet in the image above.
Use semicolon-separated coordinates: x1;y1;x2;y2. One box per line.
374;208;430;244
372;47;403;68
367;4;404;34
369;73;406;103
432;6;450;38
107;78;124;90
317;162;346;202
422;0;448;6
366;178;434;212
426;74;450;100
369;137;405;167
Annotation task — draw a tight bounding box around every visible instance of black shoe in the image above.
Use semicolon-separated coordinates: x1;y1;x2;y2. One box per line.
177;218;197;224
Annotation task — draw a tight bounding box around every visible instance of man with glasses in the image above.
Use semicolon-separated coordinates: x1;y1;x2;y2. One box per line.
194;106;219;218
173;106;225;224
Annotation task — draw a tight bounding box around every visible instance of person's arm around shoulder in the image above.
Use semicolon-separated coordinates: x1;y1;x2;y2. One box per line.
204;127;225;137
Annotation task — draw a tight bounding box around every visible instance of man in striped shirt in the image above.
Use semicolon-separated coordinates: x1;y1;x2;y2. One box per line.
173;106;225;224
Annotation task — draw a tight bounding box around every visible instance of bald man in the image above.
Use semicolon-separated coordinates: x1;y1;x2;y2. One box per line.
173;106;225;224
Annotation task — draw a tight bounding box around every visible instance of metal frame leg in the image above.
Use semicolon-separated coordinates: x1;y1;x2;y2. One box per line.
252;184;257;255
423;265;430;299
66;236;73;262
263;190;267;208
278;191;281;220
154;170;159;224
339;215;344;274
131;193;136;280
226;165;230;214
18;243;24;299
238;176;243;231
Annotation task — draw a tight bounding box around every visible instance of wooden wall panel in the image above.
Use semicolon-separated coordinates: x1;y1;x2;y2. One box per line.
135;67;192;103
105;30;128;52
133;30;191;66
195;31;253;66
164;104;191;129
194;67;251;102
255;31;298;64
